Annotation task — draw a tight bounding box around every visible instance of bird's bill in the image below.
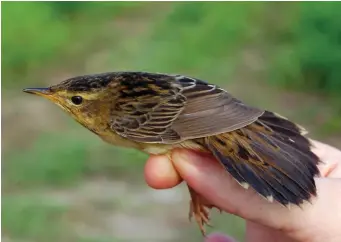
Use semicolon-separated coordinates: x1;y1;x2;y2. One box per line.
23;88;52;97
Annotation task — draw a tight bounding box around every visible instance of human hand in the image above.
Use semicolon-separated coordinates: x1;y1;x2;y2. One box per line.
144;140;341;242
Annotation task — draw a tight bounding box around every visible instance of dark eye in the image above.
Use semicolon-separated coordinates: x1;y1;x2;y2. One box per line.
71;96;83;105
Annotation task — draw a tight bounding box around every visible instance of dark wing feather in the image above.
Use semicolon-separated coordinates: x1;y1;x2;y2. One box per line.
111;74;264;144
203;111;320;205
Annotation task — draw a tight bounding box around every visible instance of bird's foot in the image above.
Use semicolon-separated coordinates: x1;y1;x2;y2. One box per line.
187;186;213;236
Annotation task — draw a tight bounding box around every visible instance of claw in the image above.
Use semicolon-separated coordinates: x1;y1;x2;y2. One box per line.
216;206;223;214
188;200;193;221
187;186;213;236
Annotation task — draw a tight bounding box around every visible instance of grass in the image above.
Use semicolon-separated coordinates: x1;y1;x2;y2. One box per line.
2;2;341;241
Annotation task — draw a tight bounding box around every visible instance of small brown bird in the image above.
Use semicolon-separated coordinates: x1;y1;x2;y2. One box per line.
23;72;320;235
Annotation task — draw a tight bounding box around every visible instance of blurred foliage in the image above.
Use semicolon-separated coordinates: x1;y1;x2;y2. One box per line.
3;132;90;190
141;2;264;73
2;2;68;81
268;2;341;97
2;2;341;242
2;196;72;242
3;2;341;97
1;1;141;87
265;2;341;130
3;131;147;191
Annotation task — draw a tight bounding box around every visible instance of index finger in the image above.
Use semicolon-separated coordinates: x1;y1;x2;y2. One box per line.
311;139;341;178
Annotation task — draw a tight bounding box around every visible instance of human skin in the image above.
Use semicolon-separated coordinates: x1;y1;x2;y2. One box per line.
144;140;341;242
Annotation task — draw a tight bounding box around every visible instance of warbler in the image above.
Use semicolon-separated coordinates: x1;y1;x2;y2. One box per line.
23;71;321;235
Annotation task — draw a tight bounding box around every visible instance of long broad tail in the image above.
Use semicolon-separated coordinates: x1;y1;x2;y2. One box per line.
203;111;320;206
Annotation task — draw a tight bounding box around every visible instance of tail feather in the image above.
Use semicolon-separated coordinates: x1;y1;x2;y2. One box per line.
203;111;320;206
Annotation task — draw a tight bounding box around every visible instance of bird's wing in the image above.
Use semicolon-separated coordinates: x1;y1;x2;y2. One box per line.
171;76;264;139
110;74;264;144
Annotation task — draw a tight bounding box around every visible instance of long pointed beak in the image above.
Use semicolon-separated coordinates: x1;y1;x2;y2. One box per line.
23;88;51;96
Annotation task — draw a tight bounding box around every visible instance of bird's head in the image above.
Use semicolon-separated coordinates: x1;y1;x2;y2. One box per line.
23;72;119;133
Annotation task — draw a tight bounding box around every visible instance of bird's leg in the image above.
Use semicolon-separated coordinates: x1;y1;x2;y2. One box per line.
187;185;212;236
165;151;215;235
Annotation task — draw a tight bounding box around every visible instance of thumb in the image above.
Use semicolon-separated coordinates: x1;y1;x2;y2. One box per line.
171;149;340;236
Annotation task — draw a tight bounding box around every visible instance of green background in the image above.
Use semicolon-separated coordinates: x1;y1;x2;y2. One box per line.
2;2;341;242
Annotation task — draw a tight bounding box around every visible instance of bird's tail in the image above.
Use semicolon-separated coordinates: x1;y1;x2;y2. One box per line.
202;111;320;206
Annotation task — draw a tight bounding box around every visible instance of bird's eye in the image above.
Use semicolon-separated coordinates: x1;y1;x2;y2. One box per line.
71;96;83;105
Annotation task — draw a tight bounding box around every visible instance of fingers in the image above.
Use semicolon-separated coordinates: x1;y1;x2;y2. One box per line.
143;139;341;189
144;154;182;189
171;149;341;237
310;139;341;161
143;141;341;240
144;150;305;231
171;149;295;229
310;139;341;178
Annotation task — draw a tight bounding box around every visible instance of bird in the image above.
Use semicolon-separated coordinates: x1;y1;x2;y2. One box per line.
23;71;321;235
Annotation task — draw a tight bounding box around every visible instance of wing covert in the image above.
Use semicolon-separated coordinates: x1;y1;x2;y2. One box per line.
110;73;264;144
110;74;186;143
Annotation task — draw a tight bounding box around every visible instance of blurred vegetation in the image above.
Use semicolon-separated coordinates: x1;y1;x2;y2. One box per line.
266;2;341;132
268;3;341;94
2;1;142;87
2;2;341;242
139;2;264;73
